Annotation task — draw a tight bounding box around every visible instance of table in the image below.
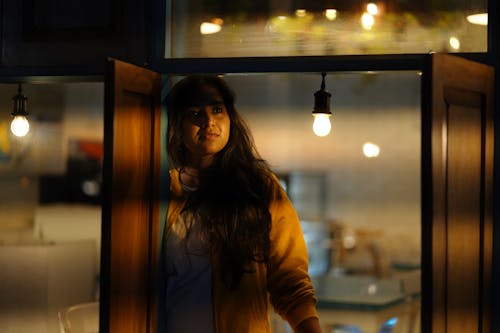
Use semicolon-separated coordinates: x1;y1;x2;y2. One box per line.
314;274;421;333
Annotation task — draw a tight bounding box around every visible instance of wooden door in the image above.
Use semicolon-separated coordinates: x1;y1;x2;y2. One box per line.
101;58;162;333
421;53;494;333
100;54;494;333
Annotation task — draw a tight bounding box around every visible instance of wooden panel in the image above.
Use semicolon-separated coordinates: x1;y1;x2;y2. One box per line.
446;103;481;332
422;53;494;333
101;59;161;333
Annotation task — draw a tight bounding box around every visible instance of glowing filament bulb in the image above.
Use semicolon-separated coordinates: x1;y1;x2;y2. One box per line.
325;9;337;21
466;13;487;26
449;36;460;50
295;9;307;17
363;142;380;158
11;115;30;137
200;22;222;35
367;3;378;15
361;13;375;30
312;114;332;137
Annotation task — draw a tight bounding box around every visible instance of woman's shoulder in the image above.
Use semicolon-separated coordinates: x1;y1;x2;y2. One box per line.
168;168;179;181
168;168;183;196
264;171;287;200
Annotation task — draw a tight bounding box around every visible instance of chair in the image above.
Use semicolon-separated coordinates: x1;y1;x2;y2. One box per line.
58;302;99;333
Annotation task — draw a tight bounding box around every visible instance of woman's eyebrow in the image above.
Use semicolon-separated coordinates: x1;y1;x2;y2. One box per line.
208;98;224;105
186;96;223;107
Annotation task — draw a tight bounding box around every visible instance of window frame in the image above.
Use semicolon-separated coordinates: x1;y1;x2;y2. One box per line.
150;0;497;74
148;1;500;333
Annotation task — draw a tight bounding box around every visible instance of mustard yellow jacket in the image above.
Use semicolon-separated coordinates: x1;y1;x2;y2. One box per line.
165;169;319;333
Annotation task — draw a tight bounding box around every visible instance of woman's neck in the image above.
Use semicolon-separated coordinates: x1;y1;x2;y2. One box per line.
179;166;200;192
188;154;214;169
181;166;199;177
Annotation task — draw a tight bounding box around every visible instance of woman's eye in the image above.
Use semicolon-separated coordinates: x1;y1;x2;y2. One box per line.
213;106;223;113
189;110;200;118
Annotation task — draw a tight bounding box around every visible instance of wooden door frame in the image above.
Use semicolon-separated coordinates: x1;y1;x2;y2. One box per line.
421;53;494;333
101;58;162;333
101;54;493;333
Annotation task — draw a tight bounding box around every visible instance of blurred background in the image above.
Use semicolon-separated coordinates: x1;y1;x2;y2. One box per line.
0;71;421;332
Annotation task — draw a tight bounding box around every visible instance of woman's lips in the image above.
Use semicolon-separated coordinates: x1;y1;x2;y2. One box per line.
201;132;219;140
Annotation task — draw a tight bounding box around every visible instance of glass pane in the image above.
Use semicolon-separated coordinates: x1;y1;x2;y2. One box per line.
165;0;487;58
0;82;102;333
167;71;421;333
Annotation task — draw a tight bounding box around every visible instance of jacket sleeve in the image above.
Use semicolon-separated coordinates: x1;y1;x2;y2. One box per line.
267;186;319;330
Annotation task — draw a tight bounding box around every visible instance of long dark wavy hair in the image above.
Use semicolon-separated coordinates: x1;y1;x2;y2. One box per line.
165;75;282;289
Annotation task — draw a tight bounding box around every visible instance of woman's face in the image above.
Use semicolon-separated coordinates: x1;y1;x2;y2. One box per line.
181;85;231;168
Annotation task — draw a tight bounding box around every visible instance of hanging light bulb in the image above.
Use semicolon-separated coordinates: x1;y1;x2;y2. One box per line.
11;84;30;137
466;13;487;26
312;72;332;137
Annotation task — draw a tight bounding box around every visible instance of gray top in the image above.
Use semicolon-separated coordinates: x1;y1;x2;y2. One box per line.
165;210;214;333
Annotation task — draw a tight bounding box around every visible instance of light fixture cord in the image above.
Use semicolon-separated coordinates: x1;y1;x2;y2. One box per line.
321;72;326;90
12;83;28;116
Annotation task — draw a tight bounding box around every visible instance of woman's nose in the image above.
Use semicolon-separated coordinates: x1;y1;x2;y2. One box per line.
200;108;215;127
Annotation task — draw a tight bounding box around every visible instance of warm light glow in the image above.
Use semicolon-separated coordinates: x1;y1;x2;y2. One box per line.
277;15;287;20
200;22;222;35
312;114;332;137
10;115;30;137
325;9;337;21
467;13;488;26
361;13;375;30
295;9;307;17
343;234;356;249
449;36;460;50
363;142;380;158
366;3;378;15
19;176;30;189
82;179;100;196
211;17;224;25
367;283;378;295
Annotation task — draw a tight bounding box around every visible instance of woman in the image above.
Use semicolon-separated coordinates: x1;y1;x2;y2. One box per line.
164;75;322;333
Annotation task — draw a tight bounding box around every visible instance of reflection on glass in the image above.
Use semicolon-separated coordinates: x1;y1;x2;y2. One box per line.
166;0;487;58
0;82;103;333
325;9;337;21
361;12;375;30
217;72;421;332
467;13;488;26
367;3;379;16
363;142;380;158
